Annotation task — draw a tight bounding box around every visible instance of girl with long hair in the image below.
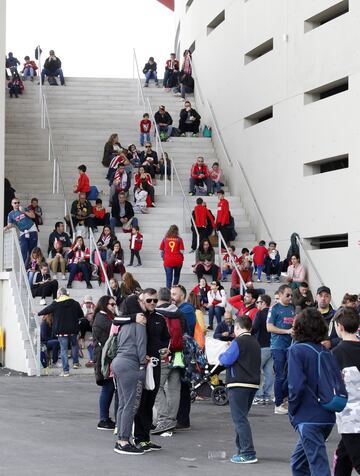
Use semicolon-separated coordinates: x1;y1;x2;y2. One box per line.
160;224;185;289
67;236;91;289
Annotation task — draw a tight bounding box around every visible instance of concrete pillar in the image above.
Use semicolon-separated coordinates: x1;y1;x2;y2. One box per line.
0;0;6;270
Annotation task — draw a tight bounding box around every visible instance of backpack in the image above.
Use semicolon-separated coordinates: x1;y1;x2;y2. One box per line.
298;343;348;412
101;333;118;380
164;316;183;352
160;131;168;142
182;335;207;384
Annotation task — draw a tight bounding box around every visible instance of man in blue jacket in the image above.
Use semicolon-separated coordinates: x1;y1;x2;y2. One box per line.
219;315;261;464
214;311;234;341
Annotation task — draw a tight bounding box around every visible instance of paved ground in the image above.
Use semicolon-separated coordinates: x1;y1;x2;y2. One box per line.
0;375;338;476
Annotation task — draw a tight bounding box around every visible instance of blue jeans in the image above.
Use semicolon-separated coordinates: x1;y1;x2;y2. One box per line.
110;216;138;233
208;305;225;328
99;378;115;421
256;347;274;399
157;124;173;139
68;262;90;285
58;335;79;372
140;132;150;146
23;66;35;77
145;70;158;84
291;423;334;476
46;339;60;364
221;267;232;281
164;266;182;289
41;68;65;85
19;231;38;263
256;264;264;280
228;387;257;458
271;348;288;407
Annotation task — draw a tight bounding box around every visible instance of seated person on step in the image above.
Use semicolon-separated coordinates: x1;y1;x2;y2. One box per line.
189;156;212;196
48;221;71;255
68;193;95;235
109;165;131;202
40;314;60;368
107;241;126;279
163;53;180;90
74;164;91;195
66;236;92;289
127;144;142;168
134;166;155;207
209;162;223;194
179;100;201;137
22;55;38;80
32;263;59;304
154;105;173;141
214;311;235;341
25;247;46;287
134;184;149;214
92;199;110;229
94;225;117;283
139;143;159;180
102;133;122;167
41;50;65;85
143;57;159;87
107;153;131;185
193;238;220;282
110;191;138;233
47;239;67;279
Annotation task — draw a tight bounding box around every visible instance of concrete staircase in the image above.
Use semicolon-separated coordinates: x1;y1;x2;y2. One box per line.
4;77;278;374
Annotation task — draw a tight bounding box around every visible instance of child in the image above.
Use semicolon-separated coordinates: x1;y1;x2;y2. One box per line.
133;185;148;214
22;55;38;80
140;113;152;146
209;162;223;194
8;71;24;98
222;245;239;281
219;315;261;464
92;198;109;228
251;240;268;282
332;307;360;475
28;197;43;229
128;226;143;267
74;164;90;194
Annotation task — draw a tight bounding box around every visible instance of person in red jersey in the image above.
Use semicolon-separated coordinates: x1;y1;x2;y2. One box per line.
128;226;143;267
74;164;90;194
191;197;215;251
251;240;268;282
215;190;231;245
160;224;184;289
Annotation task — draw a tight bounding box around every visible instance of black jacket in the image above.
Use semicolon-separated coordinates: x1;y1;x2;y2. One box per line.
102;141;122;167
117;295;170;358
154;111;173;126
38;297;82;335
44;56;62;73
139;150;158;165
111;198;134;220
143;62;157;73
48;230;71;253
251;308;271;348
71;199;92;219
32;272;52;288
179;107;201;125
92;311;113;347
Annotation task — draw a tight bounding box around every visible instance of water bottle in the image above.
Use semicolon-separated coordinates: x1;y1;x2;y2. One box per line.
208;451;227;461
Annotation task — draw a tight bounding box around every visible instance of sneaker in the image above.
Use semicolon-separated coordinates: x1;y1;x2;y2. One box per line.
138;441;162;452
85;360;94;368
266;278;271;284
151;202;157;207
134;263;142;267
175;423;191;431
39;298;46;306
61;274;66;280
188;192;194;196
144;83;149;88
207;326;213;331
231;454;258;464
274;404;288;415
97;418;116;431
127;263;133;267
180;133;186;137
257;279;262;283
59;371;70;377
73;363;81;369
192;133;199;137
274;277;280;283
86;283;93;289
263;397;272;405
252;397;264;405
114;442;144;455
67;283;72;289
151;422;176;435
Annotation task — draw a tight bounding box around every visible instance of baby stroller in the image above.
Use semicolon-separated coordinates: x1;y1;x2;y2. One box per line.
189;337;229;406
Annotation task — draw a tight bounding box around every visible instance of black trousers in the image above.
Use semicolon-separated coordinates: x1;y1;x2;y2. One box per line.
196;264;219;281
334;434;360;475
32;281;58;299
218;224;230;244
191;226;209;251
130;250;142;265
177;379;191;427
93;214;110;227
79;318;92;339
134;363;161;443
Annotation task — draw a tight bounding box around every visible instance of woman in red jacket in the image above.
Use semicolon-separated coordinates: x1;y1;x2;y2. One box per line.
160;224;184;289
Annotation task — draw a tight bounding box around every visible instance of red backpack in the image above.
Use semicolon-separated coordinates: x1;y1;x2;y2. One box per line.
164;317;183;352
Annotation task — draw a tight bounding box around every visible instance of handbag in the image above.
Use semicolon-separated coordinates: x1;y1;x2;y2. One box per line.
145;357;159;390
209;232;218;247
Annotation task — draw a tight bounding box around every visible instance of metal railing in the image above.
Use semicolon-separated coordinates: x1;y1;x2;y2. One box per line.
217;230;247;295
3;228;41;376
89;228;113;298
189;57;273;242
132;49;147;112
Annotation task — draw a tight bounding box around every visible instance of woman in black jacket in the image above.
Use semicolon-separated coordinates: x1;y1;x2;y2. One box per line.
102;133;122;167
92;295;118;431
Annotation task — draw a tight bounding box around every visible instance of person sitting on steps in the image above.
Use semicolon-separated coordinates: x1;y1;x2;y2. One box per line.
189;157;213;196
66;236;92;289
41;50;65;85
143;56;159;87
163;53;180;91
179;100;201;137
154;105;173;141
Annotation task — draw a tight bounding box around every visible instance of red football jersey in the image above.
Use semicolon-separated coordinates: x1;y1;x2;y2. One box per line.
160;236;184;267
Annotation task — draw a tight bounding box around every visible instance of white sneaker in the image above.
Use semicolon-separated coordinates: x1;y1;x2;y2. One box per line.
61;274;66;280
274;404;288;415
40;298;46;306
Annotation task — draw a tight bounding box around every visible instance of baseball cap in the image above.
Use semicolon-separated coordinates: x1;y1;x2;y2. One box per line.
317;286;331;295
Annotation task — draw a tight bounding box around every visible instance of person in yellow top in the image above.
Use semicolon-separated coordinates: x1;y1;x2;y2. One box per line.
188;292;206;348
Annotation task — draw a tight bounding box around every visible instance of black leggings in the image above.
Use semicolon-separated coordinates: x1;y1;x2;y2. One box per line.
79;318;92;339
334;434;360;475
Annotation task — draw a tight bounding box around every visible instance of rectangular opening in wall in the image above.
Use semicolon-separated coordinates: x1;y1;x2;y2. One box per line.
186;0;194;12
304;154;349;176
207;10;225;35
304;0;349;32
304;77;348;104
244;38;274;64
244;106;273;128
305;234;348;249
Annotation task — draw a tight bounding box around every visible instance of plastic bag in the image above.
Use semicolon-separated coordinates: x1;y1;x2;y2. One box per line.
145;357;159;390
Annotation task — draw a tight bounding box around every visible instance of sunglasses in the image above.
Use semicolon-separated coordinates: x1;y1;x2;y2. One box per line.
108;302;116;306
145;298;158;304
256;301;262;304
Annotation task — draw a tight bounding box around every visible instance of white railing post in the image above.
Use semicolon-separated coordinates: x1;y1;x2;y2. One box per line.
133;49;146;111
171;161;174;196
48;131;51;161
52;159;56;194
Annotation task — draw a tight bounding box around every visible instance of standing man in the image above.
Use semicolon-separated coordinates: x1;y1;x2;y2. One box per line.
41;50;65;85
266;284;295;414
38;287;83;377
315;285;338;348
219;316;261;464
191;198;215;251
171;285;196;430
215;190;230;245
154;105;173;140
120;288;170;451
252;294;274;404
152;287;185;435
5;197;38;262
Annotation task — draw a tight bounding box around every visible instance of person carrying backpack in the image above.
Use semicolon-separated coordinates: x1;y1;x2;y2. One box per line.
151;287;186;435
288;307;347;476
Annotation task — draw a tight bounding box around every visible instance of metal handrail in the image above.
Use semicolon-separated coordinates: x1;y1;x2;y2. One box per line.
89;228;113;298
217;230;247;295
4;228;41;376
133;49;147;111
189;57;273;242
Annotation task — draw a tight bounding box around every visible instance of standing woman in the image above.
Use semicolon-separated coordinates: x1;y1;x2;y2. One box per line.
92;295;118;431
207;280;227;330
160;224;185;289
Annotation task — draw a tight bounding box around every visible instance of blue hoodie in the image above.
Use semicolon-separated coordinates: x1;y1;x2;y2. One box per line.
287;342;336;428
178;302;196;337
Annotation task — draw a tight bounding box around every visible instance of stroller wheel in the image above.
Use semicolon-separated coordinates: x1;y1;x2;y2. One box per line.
190;390;197;403
211;386;228;406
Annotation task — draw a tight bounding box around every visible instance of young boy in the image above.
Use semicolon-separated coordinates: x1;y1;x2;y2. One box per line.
264;241;281;283
74;164;90;194
251;240;268;282
219;315;261;464
92;198;109;228
28;197;43;230
222;245;239;281
128;225;143;267
332;307;360;475
140;113;152;146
